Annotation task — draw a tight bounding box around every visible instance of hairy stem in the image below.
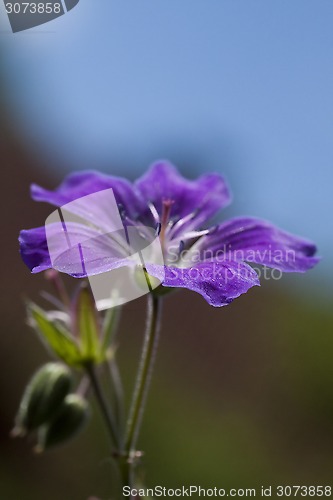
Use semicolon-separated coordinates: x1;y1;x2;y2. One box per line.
122;294;162;487
86;363;121;450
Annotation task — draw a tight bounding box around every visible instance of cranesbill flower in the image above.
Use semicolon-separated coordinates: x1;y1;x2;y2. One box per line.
19;161;319;306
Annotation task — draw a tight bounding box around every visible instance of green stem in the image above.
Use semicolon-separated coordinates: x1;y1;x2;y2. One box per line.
103;305;125;431
109;357;125;430
123;294;162;486
86;363;120;450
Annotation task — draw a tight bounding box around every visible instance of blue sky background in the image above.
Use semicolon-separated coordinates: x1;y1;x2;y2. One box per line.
1;0;332;295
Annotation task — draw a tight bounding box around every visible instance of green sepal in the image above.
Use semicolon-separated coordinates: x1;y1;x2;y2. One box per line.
74;285;105;364
36;394;90;451
28;303;82;367
101;304;120;355
13;363;72;436
135;267;174;297
28;285;113;367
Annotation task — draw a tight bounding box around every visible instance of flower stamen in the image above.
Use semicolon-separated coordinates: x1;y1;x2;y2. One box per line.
168;208;199;239
160;199;174;248
148;201;160;225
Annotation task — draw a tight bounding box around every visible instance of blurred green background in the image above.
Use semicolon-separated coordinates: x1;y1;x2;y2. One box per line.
1;1;333;498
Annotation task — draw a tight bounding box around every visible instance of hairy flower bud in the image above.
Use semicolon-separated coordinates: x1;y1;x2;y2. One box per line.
36;394;90;451
13;363;72;436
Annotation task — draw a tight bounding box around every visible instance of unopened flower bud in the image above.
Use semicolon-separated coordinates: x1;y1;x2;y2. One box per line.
36;394;90;451
13;363;72;437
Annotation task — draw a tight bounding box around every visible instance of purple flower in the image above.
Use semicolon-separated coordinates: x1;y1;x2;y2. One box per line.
19;161;319;307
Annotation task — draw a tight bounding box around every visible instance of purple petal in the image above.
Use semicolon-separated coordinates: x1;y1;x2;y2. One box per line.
50;232;133;277
31;170;145;221
19;226;52;274
52;245;132;278
199;217;320;272
135;161;231;228
146;260;260;307
19;222;132;277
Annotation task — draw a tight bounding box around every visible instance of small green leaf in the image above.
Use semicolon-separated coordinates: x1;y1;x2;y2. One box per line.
101;304;120;355
28;304;82;366
75;286;103;363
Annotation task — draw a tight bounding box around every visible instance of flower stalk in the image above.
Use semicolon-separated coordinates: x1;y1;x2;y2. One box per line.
85;362;121;451
122;294;162;488
85;294;162;493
